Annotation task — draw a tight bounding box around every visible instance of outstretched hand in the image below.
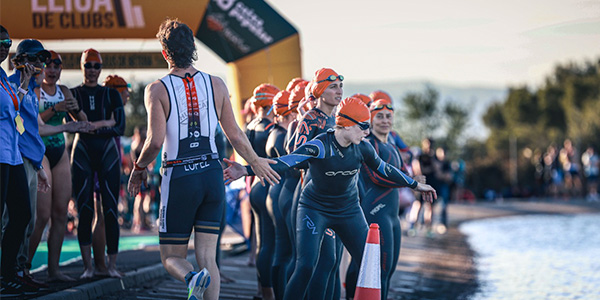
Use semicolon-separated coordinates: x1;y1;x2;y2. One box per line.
249;157;280;186
416;182;437;203
223;158;248;185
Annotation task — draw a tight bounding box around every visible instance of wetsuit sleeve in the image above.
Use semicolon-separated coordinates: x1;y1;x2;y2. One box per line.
246;139;326;176
360;141;417;189
95;88;125;137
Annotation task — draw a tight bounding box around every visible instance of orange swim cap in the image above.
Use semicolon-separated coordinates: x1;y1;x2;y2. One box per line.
286;77;306;92
252;83;280;108
370;99;394;119
81;48;102;64
273;90;292;117
48;50;62;63
352;93;373;107
289;81;308;111
311;68;342;99
104;75;129;93
369;90;392;105
336;96;370;128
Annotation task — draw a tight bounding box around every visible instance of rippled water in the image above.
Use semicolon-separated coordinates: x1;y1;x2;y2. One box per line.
459;214;600;300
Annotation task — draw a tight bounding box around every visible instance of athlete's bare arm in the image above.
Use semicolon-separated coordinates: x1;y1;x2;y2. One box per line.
211;76;280;185
128;80;167;195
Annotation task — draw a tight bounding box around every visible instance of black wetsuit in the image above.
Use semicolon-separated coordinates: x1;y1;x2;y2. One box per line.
70;85;124;254
292;108;340;300
265;123;289;299
246;117;275;288
346;133;407;300
246;130;417;300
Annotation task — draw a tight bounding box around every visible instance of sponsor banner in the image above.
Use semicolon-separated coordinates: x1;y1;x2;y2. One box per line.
196;0;297;63
8;51;167;69
1;0;209;39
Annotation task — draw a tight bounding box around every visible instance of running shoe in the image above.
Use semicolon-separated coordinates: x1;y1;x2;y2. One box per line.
187;268;211;300
1;277;24;297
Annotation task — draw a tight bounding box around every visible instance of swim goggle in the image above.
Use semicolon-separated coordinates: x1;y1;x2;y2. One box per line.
371;103;394;111
0;39;12;48
84;62;102;69
316;74;344;84
338;112;370;130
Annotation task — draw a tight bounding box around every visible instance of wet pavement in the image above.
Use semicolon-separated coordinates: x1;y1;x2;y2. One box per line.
19;199;600;300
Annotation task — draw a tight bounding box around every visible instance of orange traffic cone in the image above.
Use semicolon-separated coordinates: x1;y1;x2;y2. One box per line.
354;223;381;300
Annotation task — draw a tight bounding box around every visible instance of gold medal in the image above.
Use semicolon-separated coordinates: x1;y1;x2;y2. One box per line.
15;113;25;135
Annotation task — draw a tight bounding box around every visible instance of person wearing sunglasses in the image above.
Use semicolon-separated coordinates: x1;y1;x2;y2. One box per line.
6;38;71;293
223;97;437;300
345;99;421;300
70;48;125;279
25;50;91;284
0;25;46;297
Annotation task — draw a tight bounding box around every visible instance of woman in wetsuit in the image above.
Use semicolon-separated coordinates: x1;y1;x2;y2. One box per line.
224;97;437;300
265;89;296;299
27;50;88;282
246;83;278;300
70;48;125;279
345;99;414;299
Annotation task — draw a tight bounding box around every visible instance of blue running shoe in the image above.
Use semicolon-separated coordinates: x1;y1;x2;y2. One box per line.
187;268;211;300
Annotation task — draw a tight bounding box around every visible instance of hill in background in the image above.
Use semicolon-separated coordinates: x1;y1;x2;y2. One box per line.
344;80;507;141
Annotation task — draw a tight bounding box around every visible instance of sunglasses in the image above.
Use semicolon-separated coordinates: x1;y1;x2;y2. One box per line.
371;104;394;111
84;62;102;69
48;58;62;66
317;74;344;84
0;39;12;48
338;112;370;130
21;54;45;63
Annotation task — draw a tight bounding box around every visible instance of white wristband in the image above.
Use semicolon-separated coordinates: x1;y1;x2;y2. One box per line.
18;86;28;94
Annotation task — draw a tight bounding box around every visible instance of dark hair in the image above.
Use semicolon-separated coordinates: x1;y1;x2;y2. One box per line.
156;19;197;68
0;25;8;34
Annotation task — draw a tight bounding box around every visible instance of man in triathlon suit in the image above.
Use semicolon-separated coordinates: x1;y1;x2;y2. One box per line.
223;97;437;300
127;19;279;300
246;83;278;300
70;48;125;279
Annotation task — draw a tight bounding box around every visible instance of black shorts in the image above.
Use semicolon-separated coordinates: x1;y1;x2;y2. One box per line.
45;144;65;169
158;162;225;245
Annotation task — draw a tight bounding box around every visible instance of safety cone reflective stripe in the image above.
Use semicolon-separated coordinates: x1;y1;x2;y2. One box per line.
354;223;381;300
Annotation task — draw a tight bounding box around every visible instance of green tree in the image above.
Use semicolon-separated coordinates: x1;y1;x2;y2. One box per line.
124;84;148;137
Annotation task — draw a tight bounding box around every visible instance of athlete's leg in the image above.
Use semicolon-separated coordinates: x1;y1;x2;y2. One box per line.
72;139;96;278
47;151;75;281
385;216;402;300
379;217;395;300
92;195;108;275
1;164;32;278
98;140;122;277
27;156;52;271
283;203;328;300
307;230;338;300
268;179;289;300
250;181;275;299
194;232;220;300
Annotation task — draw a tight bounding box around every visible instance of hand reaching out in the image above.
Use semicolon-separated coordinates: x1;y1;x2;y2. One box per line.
222;158;248;185
415;182;437;203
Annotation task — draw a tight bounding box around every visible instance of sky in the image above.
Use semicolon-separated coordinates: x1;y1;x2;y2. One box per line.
3;0;599;89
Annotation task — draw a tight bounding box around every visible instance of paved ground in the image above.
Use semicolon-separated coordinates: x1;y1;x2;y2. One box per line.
15;199;600;300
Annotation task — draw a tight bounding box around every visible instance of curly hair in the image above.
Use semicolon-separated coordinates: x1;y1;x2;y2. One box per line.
156;19;197;68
